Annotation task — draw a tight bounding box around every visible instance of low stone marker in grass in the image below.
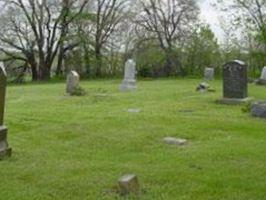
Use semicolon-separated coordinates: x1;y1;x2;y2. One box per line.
219;60;252;105
128;108;141;113
163;137;188;146
120;59;137;91
251;101;266;118
118;174;140;196
66;70;80;94
0;64;12;159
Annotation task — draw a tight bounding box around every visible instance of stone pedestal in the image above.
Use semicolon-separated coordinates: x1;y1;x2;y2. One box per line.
0;64;11;159
0;126;11;158
120;59;137;91
219;97;253;105
120;79;137;91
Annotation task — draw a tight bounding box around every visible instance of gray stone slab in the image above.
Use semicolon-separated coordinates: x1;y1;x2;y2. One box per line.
66;71;80;94
204;67;214;81
260;67;266;80
218;97;253;105
128;109;141;113
251;101;266;118
118;174;140;196
163;137;188;146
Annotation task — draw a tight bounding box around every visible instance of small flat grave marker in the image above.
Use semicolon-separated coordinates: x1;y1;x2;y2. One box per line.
163;137;188;146
118;174;140;196
251;101;266;118
128;108;141;113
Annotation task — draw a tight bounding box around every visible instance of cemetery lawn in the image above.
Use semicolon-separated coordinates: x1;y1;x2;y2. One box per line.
2;78;266;200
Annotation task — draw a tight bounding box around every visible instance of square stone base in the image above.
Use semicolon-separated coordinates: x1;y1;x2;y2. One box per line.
120;79;137;91
0;126;12;159
218;97;253;105
0;148;12;159
256;79;266;85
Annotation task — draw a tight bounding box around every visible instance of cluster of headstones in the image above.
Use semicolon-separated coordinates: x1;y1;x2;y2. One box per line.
2;60;266;143
66;59;137;94
203;60;266;118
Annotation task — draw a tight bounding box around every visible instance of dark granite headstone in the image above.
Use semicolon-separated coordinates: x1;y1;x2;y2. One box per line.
223;60;247;99
0;64;12;158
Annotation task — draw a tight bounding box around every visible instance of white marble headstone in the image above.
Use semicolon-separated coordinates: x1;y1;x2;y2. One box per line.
120;59;137;91
260;67;266;80
204;68;214;81
66;71;80;94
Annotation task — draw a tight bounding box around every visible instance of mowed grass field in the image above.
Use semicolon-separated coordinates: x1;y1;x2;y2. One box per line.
1;79;266;200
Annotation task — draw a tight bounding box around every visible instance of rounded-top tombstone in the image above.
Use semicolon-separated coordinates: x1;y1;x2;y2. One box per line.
0;64;12;158
219;60;250;104
204;67;214;81
66;70;80;94
120;59;137;91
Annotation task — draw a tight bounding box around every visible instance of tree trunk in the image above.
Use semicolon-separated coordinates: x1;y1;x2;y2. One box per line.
31;64;38;81
95;48;102;77
83;45;91;77
164;49;175;76
27;54;38;81
38;61;51;81
56;45;64;76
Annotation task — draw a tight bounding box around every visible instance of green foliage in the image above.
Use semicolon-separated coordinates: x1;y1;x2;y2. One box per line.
70;86;86;96
253;23;266;45
182;24;222;76
241;101;253;113
136;41;165;77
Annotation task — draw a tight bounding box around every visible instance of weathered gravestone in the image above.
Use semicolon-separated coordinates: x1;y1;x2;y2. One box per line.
219;60;251;104
256;67;266;85
251;101;266;118
120;59;137;91
66;71;80;94
204;67;214;81
118;174;140;196
0;64;12;158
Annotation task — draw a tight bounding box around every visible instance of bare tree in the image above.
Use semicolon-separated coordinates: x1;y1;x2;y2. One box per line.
136;0;199;75
216;0;266;46
0;0;89;81
89;0;128;76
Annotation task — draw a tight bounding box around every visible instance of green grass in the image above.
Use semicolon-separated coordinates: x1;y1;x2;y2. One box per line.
1;78;266;200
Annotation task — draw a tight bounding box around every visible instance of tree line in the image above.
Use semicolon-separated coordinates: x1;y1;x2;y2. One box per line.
0;0;265;82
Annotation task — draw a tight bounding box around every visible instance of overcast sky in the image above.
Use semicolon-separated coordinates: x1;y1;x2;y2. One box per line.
199;0;224;42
